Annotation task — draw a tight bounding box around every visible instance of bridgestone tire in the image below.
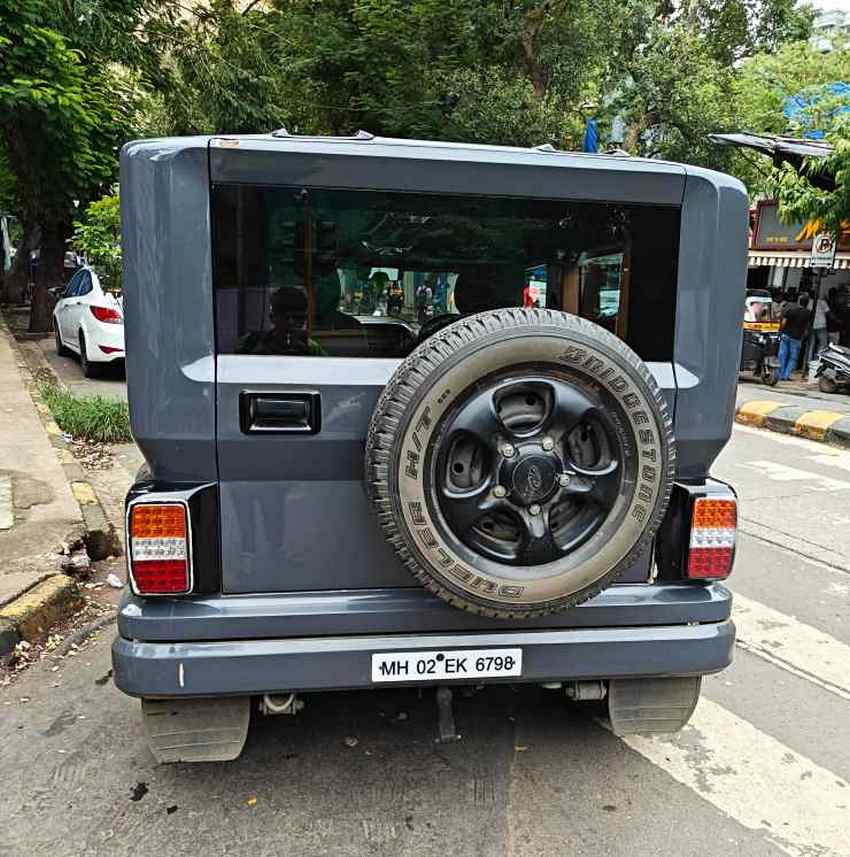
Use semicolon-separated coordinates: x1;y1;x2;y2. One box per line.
366;308;676;619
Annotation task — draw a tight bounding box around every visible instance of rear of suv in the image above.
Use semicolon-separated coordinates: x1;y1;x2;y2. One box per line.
114;133;746;762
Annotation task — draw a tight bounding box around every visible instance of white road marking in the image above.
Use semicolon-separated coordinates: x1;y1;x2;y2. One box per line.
739;460;850;492
0;475;12;530
733;592;850;701
623;698;850;857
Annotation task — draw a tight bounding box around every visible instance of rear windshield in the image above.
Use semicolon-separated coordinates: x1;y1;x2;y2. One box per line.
211;185;679;361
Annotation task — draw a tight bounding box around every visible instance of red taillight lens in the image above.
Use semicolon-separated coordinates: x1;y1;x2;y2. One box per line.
98;345;124;354
687;497;737;580
90;305;122;324
128;503;190;595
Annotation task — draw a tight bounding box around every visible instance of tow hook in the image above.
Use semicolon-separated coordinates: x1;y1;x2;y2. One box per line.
260;693;306;716
564;680;607;702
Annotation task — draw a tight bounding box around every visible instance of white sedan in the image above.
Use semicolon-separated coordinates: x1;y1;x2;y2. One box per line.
53;266;124;377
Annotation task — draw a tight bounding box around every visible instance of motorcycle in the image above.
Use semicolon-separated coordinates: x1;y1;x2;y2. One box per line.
815;342;850;394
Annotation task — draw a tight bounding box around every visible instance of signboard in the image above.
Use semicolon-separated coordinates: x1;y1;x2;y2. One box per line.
811;233;837;268
752;201;850;252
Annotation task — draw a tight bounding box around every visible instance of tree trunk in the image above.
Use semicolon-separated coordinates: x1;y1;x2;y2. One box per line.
2;221;39;305
29;221;67;333
519;4;551;99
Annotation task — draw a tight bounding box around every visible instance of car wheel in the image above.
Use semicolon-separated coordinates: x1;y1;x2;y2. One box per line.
54;323;70;357
819;375;838;394
79;333;99;378
365;308;676;619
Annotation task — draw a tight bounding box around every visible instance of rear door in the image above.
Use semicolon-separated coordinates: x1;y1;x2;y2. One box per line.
212;167;681;595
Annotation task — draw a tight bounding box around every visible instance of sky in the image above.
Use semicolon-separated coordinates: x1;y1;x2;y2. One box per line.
809;0;850;11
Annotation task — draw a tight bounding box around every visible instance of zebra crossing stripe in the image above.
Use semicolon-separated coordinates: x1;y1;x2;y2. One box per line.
732;592;850;701
622;697;850;857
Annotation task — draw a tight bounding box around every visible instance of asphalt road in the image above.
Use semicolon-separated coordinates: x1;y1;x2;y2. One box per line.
3;419;850;856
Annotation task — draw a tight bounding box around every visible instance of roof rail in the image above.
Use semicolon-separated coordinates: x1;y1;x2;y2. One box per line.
270;128;375;141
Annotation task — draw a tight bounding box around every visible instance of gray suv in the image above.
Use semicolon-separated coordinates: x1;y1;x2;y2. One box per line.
114;133;745;762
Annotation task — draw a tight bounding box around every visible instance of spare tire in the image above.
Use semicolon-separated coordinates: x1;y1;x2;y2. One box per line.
366;309;675;618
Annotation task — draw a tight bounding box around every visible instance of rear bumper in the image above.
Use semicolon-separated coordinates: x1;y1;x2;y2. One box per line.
112;619;735;698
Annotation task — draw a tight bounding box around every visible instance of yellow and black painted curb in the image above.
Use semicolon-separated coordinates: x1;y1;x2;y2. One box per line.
736;400;850;446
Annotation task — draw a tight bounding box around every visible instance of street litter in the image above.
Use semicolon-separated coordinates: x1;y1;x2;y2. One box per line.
106;573;123;588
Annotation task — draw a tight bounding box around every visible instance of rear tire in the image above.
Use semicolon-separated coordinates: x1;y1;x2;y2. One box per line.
79;333;99;378
607;676;701;735
819;375;838;394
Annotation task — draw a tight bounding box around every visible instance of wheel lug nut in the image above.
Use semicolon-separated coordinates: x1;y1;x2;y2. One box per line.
500;443;516;458
493;485;507;498
558;473;571;487
541;437;555;451
529;504;541;516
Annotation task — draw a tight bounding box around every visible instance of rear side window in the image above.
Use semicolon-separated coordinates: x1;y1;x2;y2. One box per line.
211;185;678;361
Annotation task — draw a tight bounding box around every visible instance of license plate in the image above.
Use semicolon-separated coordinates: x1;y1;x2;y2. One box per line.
371;648;522;683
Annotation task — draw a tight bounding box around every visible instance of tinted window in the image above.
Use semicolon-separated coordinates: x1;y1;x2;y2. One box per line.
212;185;678;360
77;272;93;297
64;270;84;298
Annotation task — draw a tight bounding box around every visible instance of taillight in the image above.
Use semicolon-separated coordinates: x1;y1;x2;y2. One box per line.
687;497;737;580
90;305;122;324
128;502;191;595
98;345;124;354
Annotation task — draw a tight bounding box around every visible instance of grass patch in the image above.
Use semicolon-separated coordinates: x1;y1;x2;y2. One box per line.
38;383;132;444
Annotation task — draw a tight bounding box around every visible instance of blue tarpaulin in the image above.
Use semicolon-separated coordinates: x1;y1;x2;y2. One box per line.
784;82;850;139
582;119;599;153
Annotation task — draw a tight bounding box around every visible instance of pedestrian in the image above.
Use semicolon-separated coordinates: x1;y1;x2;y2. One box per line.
827;287;842;346
809;291;830;361
778;293;812;381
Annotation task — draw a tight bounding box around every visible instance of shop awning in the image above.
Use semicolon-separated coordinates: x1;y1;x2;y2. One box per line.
748;250;850;270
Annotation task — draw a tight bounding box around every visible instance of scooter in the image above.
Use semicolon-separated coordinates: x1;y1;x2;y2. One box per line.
815;342;850;394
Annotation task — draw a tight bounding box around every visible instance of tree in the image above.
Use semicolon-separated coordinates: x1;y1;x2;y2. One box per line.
776;111;850;242
0;0;173;330
612;0;814;169
0;1;112;329
72;193;122;291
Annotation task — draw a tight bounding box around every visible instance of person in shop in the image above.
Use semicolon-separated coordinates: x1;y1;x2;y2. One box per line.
809;291;830;362
778;293;813;381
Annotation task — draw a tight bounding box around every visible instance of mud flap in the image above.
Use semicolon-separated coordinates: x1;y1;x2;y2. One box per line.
142;696;250;763
607;677;701;735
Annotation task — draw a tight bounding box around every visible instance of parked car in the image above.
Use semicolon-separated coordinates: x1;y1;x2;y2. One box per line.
114;133;746;763
52;266;124;376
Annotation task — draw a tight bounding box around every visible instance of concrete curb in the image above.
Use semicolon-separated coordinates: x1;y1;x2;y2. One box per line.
735;400;850;448
0;574;82;646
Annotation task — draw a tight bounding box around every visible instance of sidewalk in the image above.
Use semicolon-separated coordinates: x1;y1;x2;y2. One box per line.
0;318;86;652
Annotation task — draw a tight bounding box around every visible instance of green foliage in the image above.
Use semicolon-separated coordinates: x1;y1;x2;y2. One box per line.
72;194;122;291
38;383;132;444
776;114;850;239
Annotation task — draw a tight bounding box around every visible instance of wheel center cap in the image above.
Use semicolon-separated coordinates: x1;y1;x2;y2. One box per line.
511;455;557;504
